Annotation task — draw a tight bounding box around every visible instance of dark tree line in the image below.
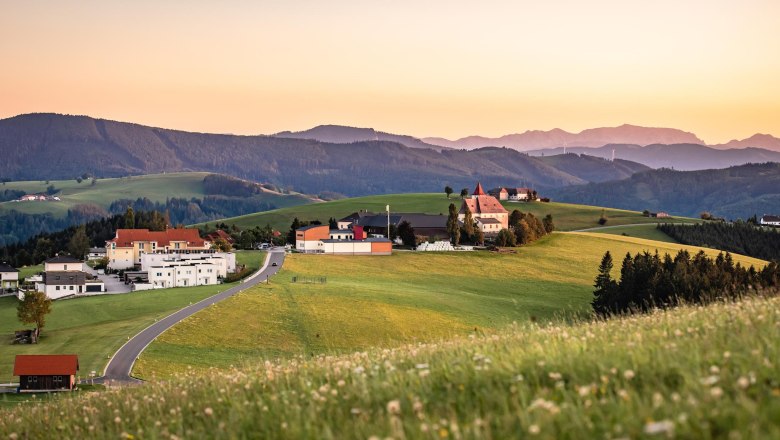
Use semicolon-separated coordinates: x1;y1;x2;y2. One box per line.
658;222;780;262
108;196;280;227
0;204;111;247
593;249;780;316
0;210;168;267
495;210;554;247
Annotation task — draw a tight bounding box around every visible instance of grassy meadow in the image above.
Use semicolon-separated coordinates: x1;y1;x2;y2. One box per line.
134;233;765;378
586;224;680;243
0;251;264;383
198;193;699;233
2;295;778;438
0;172;313;217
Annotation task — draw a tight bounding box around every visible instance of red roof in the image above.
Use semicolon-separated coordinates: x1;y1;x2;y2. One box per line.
14;355;79;376
206;229;235;244
460;194;508;215
107;229;208;247
473;182;486;196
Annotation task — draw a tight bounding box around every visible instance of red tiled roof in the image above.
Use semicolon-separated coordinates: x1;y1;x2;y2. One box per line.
206;229;235;244
460;195;508;215
473;182;486;196
14;354;79;376
107;229;208;247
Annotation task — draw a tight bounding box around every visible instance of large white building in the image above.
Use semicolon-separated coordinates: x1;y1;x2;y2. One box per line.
140;252;235;288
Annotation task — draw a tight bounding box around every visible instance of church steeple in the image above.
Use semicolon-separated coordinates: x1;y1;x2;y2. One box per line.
473;182;486;196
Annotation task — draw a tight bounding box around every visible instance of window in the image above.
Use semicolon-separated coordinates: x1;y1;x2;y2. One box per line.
56;286;60;291
70;286;74;290
139;243;145;250
64;265;68;270
31;376;38;383
156;272;162;276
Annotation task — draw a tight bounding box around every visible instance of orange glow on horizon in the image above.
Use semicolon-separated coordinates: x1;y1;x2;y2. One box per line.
1;1;779;143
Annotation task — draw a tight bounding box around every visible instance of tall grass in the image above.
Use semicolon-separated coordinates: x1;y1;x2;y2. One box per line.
2;296;778;439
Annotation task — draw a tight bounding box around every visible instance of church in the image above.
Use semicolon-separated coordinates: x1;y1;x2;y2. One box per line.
459;183;509;234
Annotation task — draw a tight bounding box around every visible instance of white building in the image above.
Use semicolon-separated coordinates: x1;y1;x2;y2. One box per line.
147;259;221;288
140;251;235;274
0;264;19;293
760;215;780;226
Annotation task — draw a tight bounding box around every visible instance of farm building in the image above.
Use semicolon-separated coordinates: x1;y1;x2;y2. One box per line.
460;183;509;234
295;224;391;255
338;212;451;240
25;255;104;299
14;354;79;392
761;215;780;226
488;187;535;201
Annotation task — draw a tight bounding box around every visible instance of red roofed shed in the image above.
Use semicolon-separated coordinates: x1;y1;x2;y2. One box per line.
14;354;79;391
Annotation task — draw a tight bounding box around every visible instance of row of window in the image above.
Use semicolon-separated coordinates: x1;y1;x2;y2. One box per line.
55;285;76;291
27;376;65;383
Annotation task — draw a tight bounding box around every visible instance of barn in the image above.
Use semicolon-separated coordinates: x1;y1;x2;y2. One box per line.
14;354;80;392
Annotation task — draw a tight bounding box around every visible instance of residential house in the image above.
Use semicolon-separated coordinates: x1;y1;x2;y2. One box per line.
205;229;235;245
651;212;672;218
14;354;79;392
105;228;211;270
459;183;509;234
0;263;19;293
760;215;780;226
488;187;535;201
27;255;104;300
87;247;106;261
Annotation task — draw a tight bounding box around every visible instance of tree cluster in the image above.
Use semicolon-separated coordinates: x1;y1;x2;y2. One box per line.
508;210;554;245
658;222;780;262
593;249;780;316
108;196;280;228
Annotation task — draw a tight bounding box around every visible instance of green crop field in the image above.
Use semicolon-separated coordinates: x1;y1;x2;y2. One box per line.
0;172;313;217
134;232;764;378
197;193;699;233
2;294;778;438
0;251;265;383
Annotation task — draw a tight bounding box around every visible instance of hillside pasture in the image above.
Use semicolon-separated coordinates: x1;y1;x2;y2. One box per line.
134;232;764;378
198;193;700;232
0;172;313;218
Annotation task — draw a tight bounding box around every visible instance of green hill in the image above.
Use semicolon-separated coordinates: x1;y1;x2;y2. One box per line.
3;294;777;438
0;172;314;217
198;193;699;233
134;232;764;378
550;162;780;220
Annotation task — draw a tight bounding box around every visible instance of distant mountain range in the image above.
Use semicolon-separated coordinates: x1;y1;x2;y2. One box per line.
526;144;780;171
273;123;780;171
423;124;706;150
549;162;780;220
275;125;447;151
0;113;648;196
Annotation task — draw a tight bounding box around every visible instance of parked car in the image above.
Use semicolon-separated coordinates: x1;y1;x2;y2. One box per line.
272;262;278;266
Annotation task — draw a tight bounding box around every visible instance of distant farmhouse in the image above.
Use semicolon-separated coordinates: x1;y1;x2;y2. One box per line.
295;224;392;255
14;194;61;202
488;187;536;201
460;183;509;234
760;215;780;226
25;255;105;300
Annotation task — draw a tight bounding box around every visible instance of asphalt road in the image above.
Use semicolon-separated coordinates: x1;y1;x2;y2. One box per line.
100;249;285;384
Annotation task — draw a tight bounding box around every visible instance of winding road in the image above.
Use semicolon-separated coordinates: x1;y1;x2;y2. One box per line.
101;249;286;384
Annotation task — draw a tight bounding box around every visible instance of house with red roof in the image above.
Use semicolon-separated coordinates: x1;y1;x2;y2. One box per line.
14;354;79;391
459;183;509;234
105;228;211;270
205;229;235;245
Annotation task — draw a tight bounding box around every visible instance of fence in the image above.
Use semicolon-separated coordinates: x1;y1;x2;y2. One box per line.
291;276;327;284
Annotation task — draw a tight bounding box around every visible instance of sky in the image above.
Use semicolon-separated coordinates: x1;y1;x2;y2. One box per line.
1;0;779;143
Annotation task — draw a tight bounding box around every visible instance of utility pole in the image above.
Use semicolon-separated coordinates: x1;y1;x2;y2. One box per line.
386;204;390;239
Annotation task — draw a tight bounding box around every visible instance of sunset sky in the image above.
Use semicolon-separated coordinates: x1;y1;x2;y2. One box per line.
1;1;779;143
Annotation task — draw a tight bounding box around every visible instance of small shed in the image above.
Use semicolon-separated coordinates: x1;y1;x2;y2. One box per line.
14;354;79;391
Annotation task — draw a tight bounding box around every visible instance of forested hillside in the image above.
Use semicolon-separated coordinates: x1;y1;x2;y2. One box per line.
0;113;650;196
658;222;780;262
550;163;780;219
